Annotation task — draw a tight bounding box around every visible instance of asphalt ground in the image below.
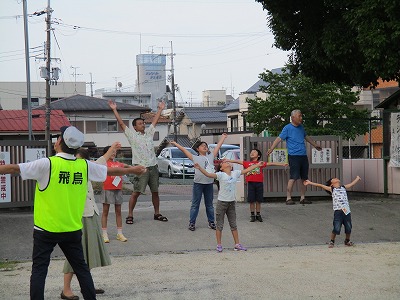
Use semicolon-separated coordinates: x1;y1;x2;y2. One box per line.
1;184;399;260
0;184;399;299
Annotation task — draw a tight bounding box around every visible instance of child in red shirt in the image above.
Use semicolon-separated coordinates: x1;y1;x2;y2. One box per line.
225;148;287;222
101;146;130;243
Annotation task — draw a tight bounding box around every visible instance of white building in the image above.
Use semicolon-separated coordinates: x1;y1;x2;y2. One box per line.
0;81;85;110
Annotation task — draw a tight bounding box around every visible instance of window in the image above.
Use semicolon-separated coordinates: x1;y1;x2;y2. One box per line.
22;98;39;109
230;116;238;132
96;121;118;132
153;131;159;141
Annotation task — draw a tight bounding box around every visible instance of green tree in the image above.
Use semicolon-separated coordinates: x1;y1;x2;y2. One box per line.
256;0;400;87
246;68;370;140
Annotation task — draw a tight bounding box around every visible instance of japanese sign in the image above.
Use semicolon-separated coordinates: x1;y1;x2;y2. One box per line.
25;148;47;162
268;148;288;163
312;148;332;164
390;112;400;167
0;152;11;203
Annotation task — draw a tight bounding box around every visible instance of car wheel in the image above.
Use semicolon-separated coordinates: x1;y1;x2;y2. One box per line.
168;167;173;178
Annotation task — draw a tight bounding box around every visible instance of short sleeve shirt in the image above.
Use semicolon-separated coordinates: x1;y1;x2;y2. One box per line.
124;124;157;167
279;123;307;155
18;153;107;190
192;153;215;184
332;186;350;212
216;170;241;202
243;161;266;183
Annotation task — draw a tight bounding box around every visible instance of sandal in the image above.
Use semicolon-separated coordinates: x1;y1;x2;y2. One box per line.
344;240;354;246
154;214;168;222
125;216;134;224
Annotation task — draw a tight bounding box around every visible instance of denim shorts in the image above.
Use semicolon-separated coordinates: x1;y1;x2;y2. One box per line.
332;210;352;235
247;182;264;203
288;155;309;180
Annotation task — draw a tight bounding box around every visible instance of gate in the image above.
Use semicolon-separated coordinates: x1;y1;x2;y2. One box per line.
243;135;343;199
0;140;48;208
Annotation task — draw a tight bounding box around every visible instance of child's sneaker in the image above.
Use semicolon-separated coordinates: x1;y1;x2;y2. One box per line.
116;233;128;242
328;241;334;248
256;214;263;222
216;244;223;253
234;243;247;251
250;215;256;222
188;223;195;231
103;234;110;243
208;222;216;230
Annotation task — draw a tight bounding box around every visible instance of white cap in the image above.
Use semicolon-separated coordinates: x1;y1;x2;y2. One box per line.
61;126;84;149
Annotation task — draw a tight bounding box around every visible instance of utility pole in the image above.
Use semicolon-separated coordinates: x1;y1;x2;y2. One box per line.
86;72;95;97
22;0;32;140
45;0;52;155
169;41;177;142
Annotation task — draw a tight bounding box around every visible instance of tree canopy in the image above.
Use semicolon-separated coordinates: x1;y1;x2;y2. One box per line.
256;0;400;87
246;68;370;140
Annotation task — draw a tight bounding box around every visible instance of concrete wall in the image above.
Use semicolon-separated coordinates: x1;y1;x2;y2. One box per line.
0;82;85;110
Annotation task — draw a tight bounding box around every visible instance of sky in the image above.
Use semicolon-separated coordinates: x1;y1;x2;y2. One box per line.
0;0;289;104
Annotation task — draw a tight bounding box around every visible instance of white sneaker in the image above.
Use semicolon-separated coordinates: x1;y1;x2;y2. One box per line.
103;234;110;243
116;233;127;242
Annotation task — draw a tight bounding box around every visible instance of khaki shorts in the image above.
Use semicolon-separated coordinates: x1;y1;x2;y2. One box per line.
101;190;123;205
132;165;159;194
215;200;237;231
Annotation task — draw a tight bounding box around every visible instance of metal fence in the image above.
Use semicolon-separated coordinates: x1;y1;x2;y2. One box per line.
0;141;48;208
243;135;343;199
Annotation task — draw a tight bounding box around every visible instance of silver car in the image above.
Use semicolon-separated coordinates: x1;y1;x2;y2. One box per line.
157;147;196;178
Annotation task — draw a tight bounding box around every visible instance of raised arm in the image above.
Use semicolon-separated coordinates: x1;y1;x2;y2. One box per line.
101;142;121;162
240;161;264;175
305;136;322;151
108;100;127;131
224;159;243;165
151;101;166;127
170;141;194;161
212;133;228;157
267;137;282;155
344;176;361;189
194;163;217;179
303;180;331;192
266;161;288;167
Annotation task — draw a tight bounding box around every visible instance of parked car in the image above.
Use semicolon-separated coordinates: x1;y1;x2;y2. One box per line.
208;143;240;170
220;149;240;161
157;147;197;178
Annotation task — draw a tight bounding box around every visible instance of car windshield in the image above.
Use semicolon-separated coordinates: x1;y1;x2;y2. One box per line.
220;146;239;156
171;148;196;158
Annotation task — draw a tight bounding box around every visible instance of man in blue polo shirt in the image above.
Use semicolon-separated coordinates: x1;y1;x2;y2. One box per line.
267;110;322;205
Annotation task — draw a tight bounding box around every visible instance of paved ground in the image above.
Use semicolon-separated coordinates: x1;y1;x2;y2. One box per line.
0;185;399;299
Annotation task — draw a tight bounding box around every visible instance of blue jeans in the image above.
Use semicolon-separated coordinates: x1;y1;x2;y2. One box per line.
189;183;215;224
30;229;96;300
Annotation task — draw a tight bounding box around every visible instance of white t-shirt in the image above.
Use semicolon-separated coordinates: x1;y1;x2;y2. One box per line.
216;170;241;202
18;152;107;190
332;186;351;214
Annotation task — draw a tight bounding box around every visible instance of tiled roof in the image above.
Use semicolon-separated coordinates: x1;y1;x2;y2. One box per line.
182;107;226;123
142;112;171;124
243;68;283;94
0;110;70;132
222;98;239;112
34;94;149;112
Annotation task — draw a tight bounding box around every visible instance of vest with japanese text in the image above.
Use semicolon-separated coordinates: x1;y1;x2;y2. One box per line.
34;156;88;232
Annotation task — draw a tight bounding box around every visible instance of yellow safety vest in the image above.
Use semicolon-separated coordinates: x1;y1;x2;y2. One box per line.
34;156;88;232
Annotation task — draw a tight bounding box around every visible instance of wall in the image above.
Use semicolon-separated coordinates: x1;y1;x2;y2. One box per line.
343;159;400;194
0;82;85;110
